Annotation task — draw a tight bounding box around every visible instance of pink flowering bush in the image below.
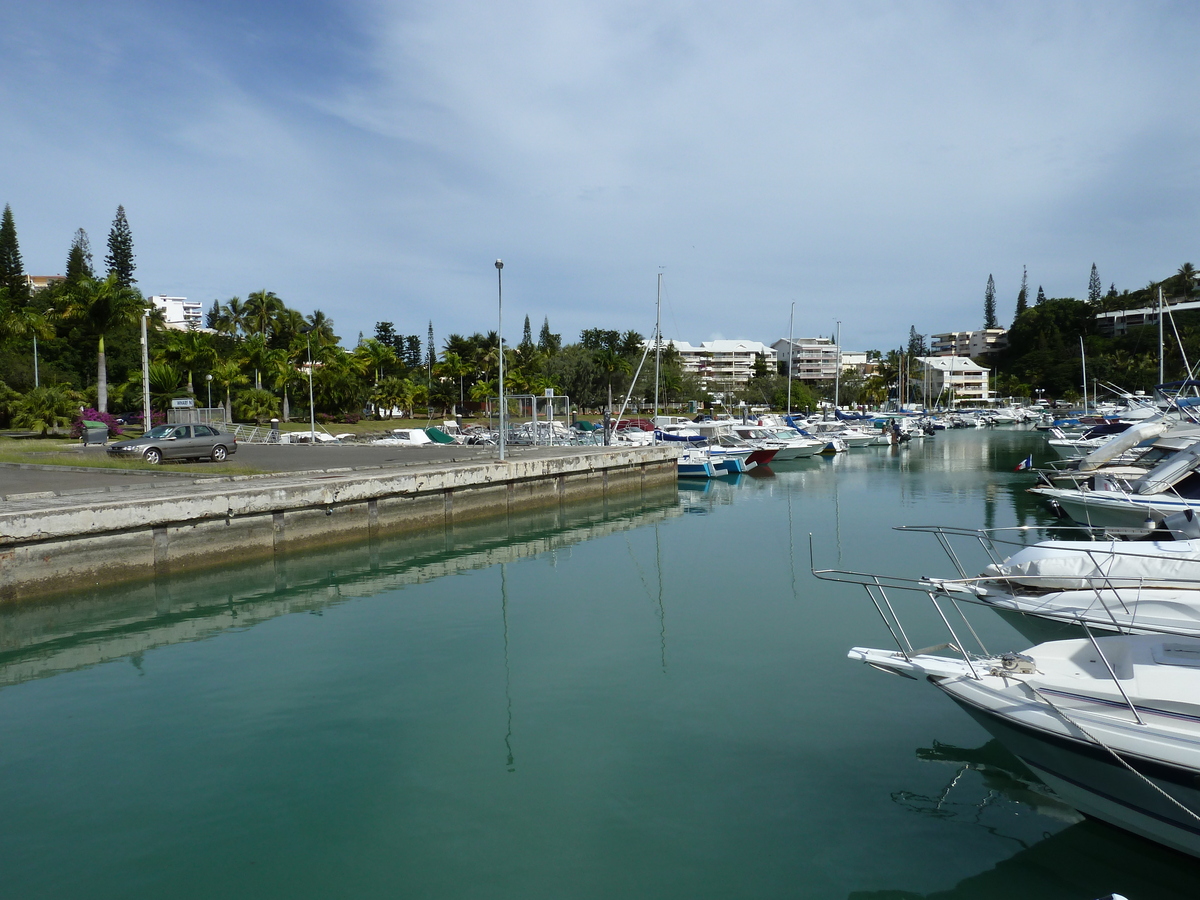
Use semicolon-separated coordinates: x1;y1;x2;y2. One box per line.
70;408;125;438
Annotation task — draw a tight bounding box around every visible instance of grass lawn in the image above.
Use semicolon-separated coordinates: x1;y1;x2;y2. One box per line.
0;438;264;474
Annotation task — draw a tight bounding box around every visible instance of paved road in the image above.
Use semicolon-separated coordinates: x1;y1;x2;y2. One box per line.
0;442;609;499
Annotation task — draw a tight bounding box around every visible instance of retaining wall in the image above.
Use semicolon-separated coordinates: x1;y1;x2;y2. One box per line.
0;446;678;602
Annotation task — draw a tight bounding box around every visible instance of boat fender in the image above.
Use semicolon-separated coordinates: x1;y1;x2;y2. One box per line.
1163;508;1200;541
992;652;1038;676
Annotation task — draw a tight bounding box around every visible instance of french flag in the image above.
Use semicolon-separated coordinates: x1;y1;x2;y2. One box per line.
1014;454;1033;472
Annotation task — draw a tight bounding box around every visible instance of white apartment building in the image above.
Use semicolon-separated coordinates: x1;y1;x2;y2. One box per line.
930;329;1007;357
771;337;838;380
1095;298;1200;336
770;337;870;380
911;356;990;404
149;295;206;331
659;339;776;395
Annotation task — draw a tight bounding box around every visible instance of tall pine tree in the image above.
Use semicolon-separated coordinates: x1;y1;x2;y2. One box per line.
983;274;997;328
426;321;436;370
0;203;28;302
1014;265;1028;323
537;317;561;355
105;205;137;287
65;228;94;282
519;314;534;353
1036;285;1046;305
1088;263;1102;304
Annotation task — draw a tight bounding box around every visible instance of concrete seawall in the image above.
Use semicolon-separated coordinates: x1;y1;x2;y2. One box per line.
0;446;679;602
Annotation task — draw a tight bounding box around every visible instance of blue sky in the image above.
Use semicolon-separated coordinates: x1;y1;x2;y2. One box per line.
3;1;1199;352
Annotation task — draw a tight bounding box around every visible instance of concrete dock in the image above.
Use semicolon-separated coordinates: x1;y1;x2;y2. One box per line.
0;445;679;601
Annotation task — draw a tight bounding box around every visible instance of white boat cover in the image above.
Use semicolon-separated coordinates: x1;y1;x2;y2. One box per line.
981;540;1200;590
1077;419;1167;472
1134;444;1200;494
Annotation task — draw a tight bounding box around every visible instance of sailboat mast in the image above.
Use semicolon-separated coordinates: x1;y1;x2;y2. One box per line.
1080;336;1088;413
786;301;795;416
1159;286;1165;386
654;273;662;423
834;320;841;412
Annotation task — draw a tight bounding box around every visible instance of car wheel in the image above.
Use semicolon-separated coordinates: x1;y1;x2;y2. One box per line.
144;448;162;465
211;445;228;462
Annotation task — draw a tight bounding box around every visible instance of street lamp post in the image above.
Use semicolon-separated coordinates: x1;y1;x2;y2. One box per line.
496;259;506;462
301;328;316;440
141;311;152;432
205;373;213;423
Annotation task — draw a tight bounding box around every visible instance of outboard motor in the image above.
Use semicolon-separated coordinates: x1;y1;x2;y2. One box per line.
1162;507;1200;540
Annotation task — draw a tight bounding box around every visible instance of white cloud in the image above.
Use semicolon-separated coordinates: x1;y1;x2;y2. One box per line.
3;1;1200;351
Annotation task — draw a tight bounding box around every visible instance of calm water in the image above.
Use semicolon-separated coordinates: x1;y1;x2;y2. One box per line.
3;429;1198;899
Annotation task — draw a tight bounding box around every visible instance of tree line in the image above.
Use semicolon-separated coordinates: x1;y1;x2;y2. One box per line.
3;203;824;432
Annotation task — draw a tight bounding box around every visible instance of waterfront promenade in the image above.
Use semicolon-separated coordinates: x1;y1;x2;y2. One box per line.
0;443;679;601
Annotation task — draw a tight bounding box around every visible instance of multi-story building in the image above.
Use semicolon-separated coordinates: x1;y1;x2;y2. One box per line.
770;337;872;379
1095;298;1200;336
771;337;838;380
929;329;1007;357
911;356;990;404
149;295;206;331
659;339;776;397
24;275;66;292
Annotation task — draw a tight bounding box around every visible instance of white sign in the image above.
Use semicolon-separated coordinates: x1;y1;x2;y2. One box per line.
171;398;195;408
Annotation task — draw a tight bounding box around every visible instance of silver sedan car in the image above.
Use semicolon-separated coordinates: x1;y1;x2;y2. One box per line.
107;424;238;464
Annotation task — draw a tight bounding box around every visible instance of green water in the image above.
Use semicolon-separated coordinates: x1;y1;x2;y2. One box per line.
2;429;1197;899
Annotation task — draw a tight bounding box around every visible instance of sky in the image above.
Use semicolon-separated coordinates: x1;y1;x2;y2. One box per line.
3;1;1199;353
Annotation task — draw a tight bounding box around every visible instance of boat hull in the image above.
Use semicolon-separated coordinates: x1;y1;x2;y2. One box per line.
945;687;1200;859
1032;487;1195;530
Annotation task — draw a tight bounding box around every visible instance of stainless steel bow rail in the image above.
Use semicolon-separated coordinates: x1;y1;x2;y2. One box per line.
809;524;1200;657
808;532;1153;723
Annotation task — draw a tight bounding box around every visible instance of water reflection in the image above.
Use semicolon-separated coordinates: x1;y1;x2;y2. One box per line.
0;485;680;690
847;739;1200;900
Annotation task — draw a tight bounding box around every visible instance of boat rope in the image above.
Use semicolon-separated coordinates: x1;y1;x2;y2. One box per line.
1029;684;1200;825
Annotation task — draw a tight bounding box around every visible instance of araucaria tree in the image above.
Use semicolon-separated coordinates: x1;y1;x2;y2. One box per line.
66;228;94;282
105;205;137;287
1036;285;1046;305
1014;265;1028;323
984;274;997;329
0;203;27;302
1088;263;1102;304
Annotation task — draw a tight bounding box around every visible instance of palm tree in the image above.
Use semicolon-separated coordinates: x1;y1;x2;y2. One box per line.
305;309;338;349
0;303;54;385
264;347;304;421
594;348;632;413
1179;262;1197;298
162;329;217;395
374;375;415;419
147;363;186;411
60;272;146;413
244;289;285;338
215;296;247;336
435;350;470;413
11;384;79;435
241;333;271;390
209;359;247;423
354;338;397;385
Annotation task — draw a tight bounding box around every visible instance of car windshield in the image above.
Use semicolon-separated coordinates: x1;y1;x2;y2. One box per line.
144;426;175;438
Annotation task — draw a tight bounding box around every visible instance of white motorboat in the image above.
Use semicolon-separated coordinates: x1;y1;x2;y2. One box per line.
851;634;1200;859
1032;440;1200;531
731;425;821;460
372;428;433;447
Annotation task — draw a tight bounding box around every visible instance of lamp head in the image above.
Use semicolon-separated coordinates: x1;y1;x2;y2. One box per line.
206;374;213;382
495;259;503;270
